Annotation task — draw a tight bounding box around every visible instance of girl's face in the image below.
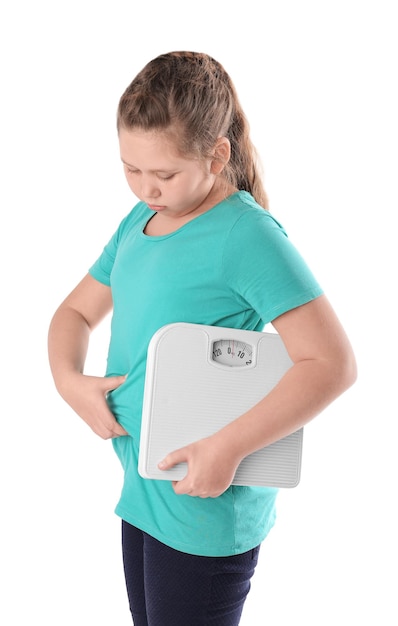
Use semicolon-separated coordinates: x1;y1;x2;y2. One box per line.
119;128;220;220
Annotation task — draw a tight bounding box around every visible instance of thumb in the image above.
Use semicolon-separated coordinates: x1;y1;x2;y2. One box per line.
104;374;128;393
158;447;187;471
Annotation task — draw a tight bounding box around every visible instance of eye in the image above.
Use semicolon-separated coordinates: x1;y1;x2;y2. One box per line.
157;173;175;181
126;167;140;175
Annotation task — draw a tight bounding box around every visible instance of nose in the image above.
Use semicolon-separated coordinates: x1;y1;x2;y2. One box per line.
141;175;160;200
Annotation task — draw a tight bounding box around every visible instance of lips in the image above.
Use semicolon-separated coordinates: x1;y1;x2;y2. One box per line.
147;204;166;211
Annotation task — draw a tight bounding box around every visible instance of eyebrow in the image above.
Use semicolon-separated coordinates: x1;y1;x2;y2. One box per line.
121;158;175;174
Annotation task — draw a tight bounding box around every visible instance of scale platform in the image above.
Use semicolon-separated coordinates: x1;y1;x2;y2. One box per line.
138;323;303;488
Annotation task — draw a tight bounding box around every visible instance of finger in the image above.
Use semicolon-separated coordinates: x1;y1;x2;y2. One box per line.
103;374;128;393
172;478;194;496
111;424;128;437
104;409;129;438
93;405;128;439
158;447;187;471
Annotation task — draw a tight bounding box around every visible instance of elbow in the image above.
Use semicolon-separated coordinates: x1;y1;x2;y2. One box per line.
336;346;358;395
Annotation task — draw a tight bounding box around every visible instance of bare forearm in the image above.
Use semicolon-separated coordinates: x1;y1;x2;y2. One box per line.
215;355;356;464
221;295;358;463
161;297;357;497
47;276;127;439
48;306;91;395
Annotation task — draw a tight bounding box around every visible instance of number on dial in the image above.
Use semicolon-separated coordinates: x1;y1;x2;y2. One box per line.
212;340;253;367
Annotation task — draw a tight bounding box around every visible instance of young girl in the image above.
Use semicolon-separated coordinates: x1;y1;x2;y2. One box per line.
48;51;356;625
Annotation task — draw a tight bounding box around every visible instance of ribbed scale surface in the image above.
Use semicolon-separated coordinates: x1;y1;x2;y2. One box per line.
139;323;303;488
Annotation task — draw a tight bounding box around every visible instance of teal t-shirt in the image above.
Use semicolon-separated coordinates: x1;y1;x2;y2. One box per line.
89;191;323;556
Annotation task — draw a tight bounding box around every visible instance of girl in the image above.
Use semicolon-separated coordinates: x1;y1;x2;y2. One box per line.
48;51;356;625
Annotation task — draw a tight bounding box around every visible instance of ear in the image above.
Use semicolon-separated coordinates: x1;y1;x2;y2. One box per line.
210;137;231;174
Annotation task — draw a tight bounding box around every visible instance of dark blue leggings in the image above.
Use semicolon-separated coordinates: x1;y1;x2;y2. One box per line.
121;520;260;625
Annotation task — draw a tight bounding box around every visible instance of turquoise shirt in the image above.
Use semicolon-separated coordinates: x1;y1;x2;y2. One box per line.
89;191;323;556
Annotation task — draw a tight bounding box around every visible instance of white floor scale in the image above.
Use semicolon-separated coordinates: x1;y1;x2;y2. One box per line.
138;323;303;488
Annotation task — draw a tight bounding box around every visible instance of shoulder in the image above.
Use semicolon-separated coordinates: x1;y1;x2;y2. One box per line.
223;191;288;240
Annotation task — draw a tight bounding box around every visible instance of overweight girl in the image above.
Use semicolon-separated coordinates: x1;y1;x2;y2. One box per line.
48;51;356;625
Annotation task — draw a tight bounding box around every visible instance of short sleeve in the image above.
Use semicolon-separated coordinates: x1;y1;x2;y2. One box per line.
88;231;119;286
222;210;323;324
88;209;138;286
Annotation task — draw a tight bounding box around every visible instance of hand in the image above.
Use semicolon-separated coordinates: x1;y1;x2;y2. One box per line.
60;373;128;439
158;434;240;498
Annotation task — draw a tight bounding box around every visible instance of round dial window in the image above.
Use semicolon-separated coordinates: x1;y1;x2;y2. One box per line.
211;339;253;367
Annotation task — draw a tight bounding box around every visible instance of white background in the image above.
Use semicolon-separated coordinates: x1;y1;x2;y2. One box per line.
1;1;397;624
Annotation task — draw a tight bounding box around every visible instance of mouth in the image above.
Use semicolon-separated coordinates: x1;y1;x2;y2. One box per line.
147;204;166;211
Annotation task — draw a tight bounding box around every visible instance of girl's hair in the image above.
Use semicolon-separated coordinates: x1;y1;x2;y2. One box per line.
117;51;269;209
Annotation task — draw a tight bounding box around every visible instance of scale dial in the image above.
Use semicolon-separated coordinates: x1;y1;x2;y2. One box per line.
212;339;254;367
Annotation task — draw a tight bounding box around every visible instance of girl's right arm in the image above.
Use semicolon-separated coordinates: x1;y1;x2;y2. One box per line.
48;273;128;439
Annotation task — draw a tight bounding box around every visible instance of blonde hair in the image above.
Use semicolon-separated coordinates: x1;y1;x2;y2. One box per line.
117;51;268;209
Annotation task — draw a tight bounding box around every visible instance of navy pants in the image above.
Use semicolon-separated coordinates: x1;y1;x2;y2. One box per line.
121;520;260;625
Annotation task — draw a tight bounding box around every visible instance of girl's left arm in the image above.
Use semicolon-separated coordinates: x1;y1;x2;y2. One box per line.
159;295;357;497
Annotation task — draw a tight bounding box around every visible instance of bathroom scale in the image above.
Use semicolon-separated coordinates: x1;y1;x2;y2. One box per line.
138;323;303;488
